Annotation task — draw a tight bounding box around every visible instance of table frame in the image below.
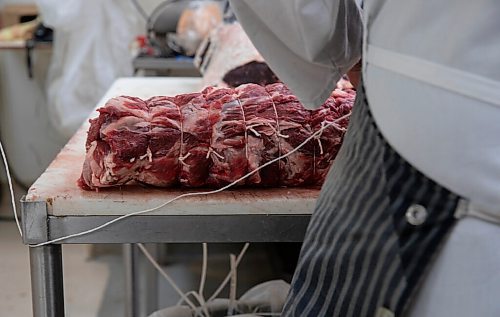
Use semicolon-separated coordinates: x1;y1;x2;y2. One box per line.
21;198;310;317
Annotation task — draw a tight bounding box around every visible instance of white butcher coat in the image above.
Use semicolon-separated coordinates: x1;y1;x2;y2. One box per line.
231;1;500;316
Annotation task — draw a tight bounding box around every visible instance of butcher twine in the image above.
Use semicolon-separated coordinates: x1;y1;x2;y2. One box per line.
268;92;285;184
238;91;301;186
175;102;191;168
237;98;250;164
205;96;224;160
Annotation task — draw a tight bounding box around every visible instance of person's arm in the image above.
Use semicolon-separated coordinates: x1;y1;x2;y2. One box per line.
230;0;363;108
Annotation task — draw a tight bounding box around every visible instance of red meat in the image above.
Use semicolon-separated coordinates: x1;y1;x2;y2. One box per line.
78;83;355;190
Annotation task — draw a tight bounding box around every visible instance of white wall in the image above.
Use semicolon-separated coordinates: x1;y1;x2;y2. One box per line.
0;49;67;187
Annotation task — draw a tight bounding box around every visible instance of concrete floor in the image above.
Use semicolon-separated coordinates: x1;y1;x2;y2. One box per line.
0;172;122;316
0;221;113;316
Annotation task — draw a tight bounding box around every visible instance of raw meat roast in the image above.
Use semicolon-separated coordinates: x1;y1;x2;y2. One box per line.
78;83;354;190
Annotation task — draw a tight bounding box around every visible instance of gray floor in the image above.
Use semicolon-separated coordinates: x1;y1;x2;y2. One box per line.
0;221;113;316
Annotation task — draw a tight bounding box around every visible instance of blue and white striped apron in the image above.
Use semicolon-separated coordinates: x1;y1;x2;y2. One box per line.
282;84;461;317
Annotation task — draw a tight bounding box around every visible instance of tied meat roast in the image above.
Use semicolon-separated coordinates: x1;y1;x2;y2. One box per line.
78;83;354;190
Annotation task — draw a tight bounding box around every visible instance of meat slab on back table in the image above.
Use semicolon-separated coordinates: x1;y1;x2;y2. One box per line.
21;77;319;317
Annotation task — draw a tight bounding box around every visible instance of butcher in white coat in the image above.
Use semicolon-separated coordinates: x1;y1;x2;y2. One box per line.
231;1;500;316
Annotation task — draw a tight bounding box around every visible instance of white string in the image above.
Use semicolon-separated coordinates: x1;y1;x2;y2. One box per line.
179;152;192;167
237;98;249;162
199;243;208;298
137;243;198;311
268;95;283;184
141;242;249;317
176;290;210;317
190;292;210;317
177;290;199;306
247;125;261;137
173;243;249;316
205;94;220;162
176;103;187;167
29;113;351;247
207;243;250;301
0;139;22;237
227;254;238;316
315;121;327;155
139;241;280;316
205;147;224;160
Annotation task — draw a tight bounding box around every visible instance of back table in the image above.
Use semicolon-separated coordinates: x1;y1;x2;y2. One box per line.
21;77;318;317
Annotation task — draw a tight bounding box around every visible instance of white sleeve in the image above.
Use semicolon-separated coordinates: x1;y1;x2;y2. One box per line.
230;0;363;108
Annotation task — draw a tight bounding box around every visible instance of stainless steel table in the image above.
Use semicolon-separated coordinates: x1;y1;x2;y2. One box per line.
21;77;316;317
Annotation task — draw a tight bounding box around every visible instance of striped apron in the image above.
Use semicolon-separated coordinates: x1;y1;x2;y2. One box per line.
282;84;461;317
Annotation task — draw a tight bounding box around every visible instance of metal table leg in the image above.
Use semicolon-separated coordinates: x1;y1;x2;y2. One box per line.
29;245;65;317
124;244;158;317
